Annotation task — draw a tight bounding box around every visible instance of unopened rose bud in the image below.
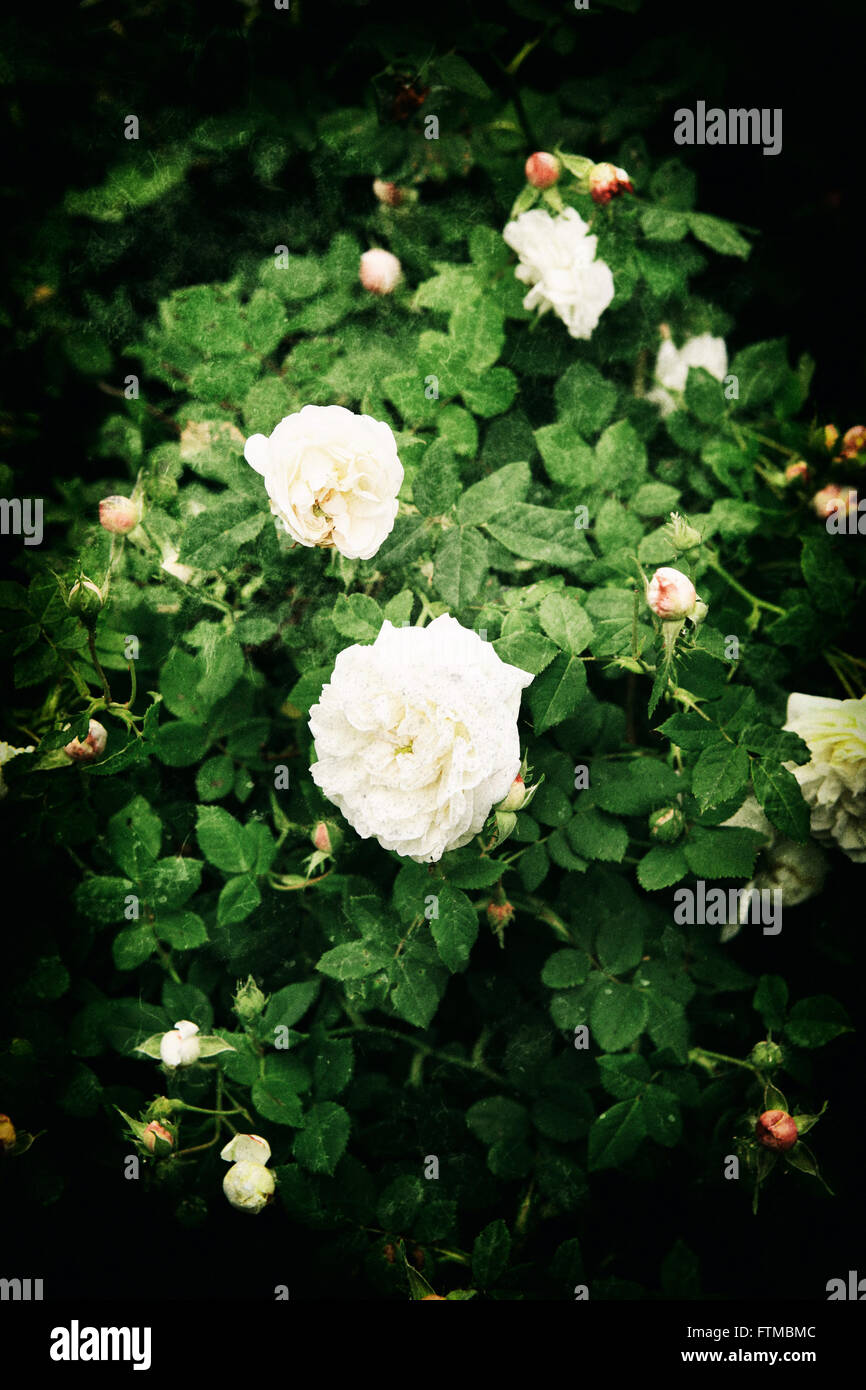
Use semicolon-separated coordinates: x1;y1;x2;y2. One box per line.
749;1041;784;1070
811;484;857;520
311;819;342;856
222;1160;276;1214
0;1113;16;1152
588;162;634;205
784;460;810;483
98;495;140;534
646;567;700;621
524;151;561;189
159;1020;201;1068
649;806;685;843
499;775;527;813
665;511;702;553
67;577;104;623
486;901;515;930
142;1120;174;1154
372;179;405;208
359;248;402;295
755;1108;798;1151
63;718;108;762
233;976;268;1025
839;425;866;460
823;424;839;451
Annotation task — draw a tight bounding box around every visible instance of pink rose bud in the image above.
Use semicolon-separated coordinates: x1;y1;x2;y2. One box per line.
64;718;108;762
839;425;866;460
486;901;515;930
589;162;634;205
98;495;140;534
312;821;331;854
524;152;561;189
359;248;402;295
824;424;839;451
142;1121;173;1153
755;1109;798;1152
646;567;699;621
784;460;810;483
372;179;405;208
499;775;527;812
812;484;857;519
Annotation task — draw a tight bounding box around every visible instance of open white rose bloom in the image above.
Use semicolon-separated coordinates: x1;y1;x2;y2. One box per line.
244;404;403;561
646;333;728;417
503;206;615;341
309;615;534;863
784;692;866;862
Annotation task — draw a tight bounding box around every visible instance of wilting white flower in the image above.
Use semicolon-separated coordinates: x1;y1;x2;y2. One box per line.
784;692;866;861
503;207;615;341
0;741;35;799
720;795;827;941
244;405;403;561
221;1134;274;1214
308;615;534;863
159;1020;201;1068
646;333;728;417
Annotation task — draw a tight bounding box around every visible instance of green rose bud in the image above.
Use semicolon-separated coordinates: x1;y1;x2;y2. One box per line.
649;806;685;843
749;1040;784;1070
233;975;268;1025
664;511;703;553
67;576;104;626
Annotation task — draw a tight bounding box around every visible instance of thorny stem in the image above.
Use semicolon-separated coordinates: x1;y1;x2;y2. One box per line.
689;1047;761;1076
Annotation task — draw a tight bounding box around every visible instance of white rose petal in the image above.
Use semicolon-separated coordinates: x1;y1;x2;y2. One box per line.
784;692;866;861
646;333;728;417
220;1133;272;1166
244;405;403;561
159;1019;201;1068
502;207;615;341
0;741;35;799
308;615;534;863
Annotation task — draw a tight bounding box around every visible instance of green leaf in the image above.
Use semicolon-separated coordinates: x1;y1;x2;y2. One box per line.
155;721;210;767
637;845;689;890
752;759;810;843
596;912;643;975
450;299;505;372
682;826;766;879
74;875;135;925
196;755;235;802
692;740;750;812
430;883;479;973
753;974;788;1030
554;361;618;435
640;206;689;242
462;367;518;417
472;1220;511;1288
316;941;391;981
264;982;320;1031
487;504;591;568
566;808;628;863
413;439;460;516
389;949;447;1029
491;630;558;675
112;926;156;971
293;1102;350;1174
541;949;591;989
527;653;587;733
631;482;681;517
107;797;162;878
685;366;726;424
436;52;492;100
433;526;489;609
785;996;852;1049
687;212;750;259
252;1058;307;1127
196;806;255;874
538;591;594;654
592;760;682;814
155;912;208;951
588;1097;646;1170
641;1086;682;1147
456;461;531;526
590;983;649;1051
594;420;647;488
331;592;383;642
217;875;262;925
138;857;202;913
597;1053;652;1100
466;1096;529;1145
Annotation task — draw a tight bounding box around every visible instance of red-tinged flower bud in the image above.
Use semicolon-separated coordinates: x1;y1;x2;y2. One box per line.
646;566;699;621
311;820;342;856
839;425;866;460
0;1113;16;1152
589;161;634;205
755;1108;798;1151
649;806;685;843
524;151;561;189
486;901;515;930
499;774;527;812
784;460;810;483
98;495;140;534
142;1120;173;1153
812;484;857;520
372;179;405;208
824;424;839;451
63;718;108;762
421;1294;446;1300
359;248;402;295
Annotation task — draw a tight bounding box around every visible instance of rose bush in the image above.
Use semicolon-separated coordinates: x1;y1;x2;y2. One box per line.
1;0;863;1305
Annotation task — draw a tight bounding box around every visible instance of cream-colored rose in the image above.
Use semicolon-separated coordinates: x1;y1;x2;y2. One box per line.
244;405;403;561
502;207;615;341
0;741;35;799
309;615;534;863
646;333;728;417
784;692;866;861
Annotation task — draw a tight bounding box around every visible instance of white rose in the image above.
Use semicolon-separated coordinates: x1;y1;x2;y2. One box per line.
784;692;866;861
244;405;403;561
159;1020;201;1068
0;741;35;799
719;795;828;941
646;333;728;417
308;615;534;863
359;248;402;295
222;1161;276;1214
502;207;615;341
